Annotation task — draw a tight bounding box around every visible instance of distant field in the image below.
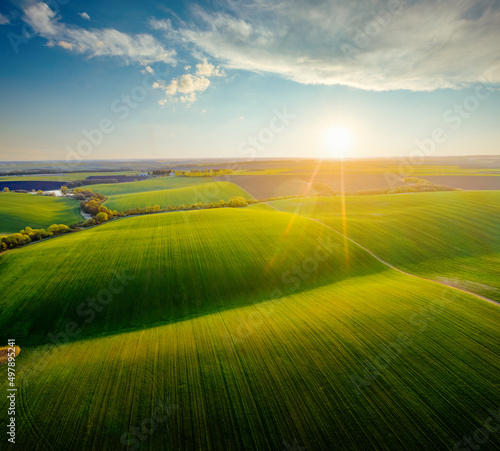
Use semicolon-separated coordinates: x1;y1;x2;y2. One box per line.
0;193;82;233
89;176;214;195
0;172;139;192
0;208;499;449
214;173;403;198
89;177;253;210
217;172;500;198
0;171;136;182
271;190;500;301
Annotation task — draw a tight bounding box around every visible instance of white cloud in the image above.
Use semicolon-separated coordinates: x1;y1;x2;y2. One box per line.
23;2;176;66
196;58;225;77
149;18;172;31
180;92;197;103
57;40;73;50
0;13;10;25
79;12;90;21
153;57;224;105
140;65;154;74
173;0;500;91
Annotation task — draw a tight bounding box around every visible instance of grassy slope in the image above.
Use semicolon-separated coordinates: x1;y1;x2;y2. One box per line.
89;176;208;196
0;193;82;233
88;177;253;210
2;271;499;450
0;209;383;345
105;182;251;210
271;191;500;301
1;206;498;450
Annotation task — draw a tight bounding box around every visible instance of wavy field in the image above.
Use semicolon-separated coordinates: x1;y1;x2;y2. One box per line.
271;190;500;301
0;209;382;345
87;177;252;210
0;192;82;233
89;176;210;196
1;205;499;450
1;268;499;449
105;181;252;210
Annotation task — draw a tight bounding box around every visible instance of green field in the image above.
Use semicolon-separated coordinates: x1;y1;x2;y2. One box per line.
0;192;82;233
88;177;252;210
88;176;205;195
271;191;500;302
0;207;499;449
0;209;382;344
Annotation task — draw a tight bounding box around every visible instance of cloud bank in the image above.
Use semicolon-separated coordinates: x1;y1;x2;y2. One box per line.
171;0;500;91
23;2;176;65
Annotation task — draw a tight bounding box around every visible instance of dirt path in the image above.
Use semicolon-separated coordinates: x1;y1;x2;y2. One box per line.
304;216;500;308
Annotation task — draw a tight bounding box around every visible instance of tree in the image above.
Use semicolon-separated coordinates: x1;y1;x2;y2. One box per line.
60;186;68;194
37;190;43;195
3;187;9;192
96;212;108;223
48;224;60;235
228;196;248;208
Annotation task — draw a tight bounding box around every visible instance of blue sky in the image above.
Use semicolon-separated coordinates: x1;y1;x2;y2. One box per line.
0;0;499;161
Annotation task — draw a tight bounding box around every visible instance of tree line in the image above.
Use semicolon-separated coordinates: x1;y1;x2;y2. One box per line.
174;169;234;177
1;225;72;252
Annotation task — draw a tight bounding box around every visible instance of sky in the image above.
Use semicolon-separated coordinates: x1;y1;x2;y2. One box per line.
0;0;499;161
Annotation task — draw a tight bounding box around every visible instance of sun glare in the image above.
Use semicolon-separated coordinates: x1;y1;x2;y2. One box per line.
324;126;352;158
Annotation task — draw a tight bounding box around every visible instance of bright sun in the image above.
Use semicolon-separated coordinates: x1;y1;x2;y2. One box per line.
324;126;352;157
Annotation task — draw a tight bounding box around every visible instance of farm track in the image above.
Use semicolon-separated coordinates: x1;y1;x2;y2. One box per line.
304;216;500;308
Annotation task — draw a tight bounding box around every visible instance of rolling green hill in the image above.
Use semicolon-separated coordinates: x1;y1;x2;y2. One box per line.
1;250;499;449
1;205;499;450
88;177;253;210
271;190;500;301
0;208;383;345
0;192;82;233
89;176;208;196
105;181;251;211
